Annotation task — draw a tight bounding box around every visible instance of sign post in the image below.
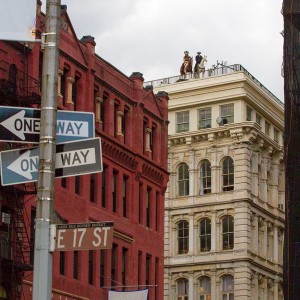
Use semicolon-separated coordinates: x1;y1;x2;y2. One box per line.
32;1;61;299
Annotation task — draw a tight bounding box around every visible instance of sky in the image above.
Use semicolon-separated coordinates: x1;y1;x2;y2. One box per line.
43;0;284;101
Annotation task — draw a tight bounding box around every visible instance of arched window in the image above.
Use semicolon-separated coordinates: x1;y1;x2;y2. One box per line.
221;275;234;300
199;218;211;252
222;157;234;191
222;216;234;250
178;221;189;254
177;278;188;300
199;160;211;195
8;64;17;95
178;163;189;196
199;276;211;300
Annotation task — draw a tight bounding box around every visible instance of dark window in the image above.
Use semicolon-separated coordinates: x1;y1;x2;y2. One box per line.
101;96;106;130
101;165;107;207
222;216;234;250
73;251;79;279
156;192;159;231
155;258;159;299
61;68;68;106
111;244;117;289
123;176;128;218
178;221;189;254
222;157;234;191
178;163;189;196
139;183;143;223
90;174;95;202
61;177;67;188
122;248;128;290
177;278;189;299
199;107;212;129
123;109;128;144
72;75;80;111
112;171;118;213
138;251;142;289
8;64;17;95
59;252;65;275
200;160;211;194
114;104;119;137
75;176;80;195
88;250;94;285
199;218;211;252
146;187;151;227
100;250;105;287
146;255;151;286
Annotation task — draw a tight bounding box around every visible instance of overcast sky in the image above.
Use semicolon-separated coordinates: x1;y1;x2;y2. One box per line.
43;0;284;101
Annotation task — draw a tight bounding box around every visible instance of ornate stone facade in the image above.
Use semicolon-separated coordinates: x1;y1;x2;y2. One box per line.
154;70;284;300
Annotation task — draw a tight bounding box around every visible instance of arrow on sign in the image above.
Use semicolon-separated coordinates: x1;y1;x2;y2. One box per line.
0;110;40;140
0;138;102;186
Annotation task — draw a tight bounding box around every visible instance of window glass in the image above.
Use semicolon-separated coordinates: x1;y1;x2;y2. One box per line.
199;218;211;252
246;106;252;121
199;108;212;129
222;157;234;191
176;111;189;132
274;128;279;143
220;104;234;124
265;122;270;136
177;278;189;299
199;276;211;300
200;160;211;195
256;114;262;126
178;221;189;254
222;216;234;250
221;275;234;300
178;163;189;196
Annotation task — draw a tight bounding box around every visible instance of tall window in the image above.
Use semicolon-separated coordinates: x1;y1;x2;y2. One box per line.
200;160;211;194
256;114;262;126
122;248;128;290
221;275;234;300
88;250;94;285
75;176;80;195
61;68;68;105
146;187;151;227
220;104;234;124
101;95;106;130
112;171;118;213
8;64;17;95
139;182;143;223
222;216;234;250
72;75;80;111
178;221;189;254
61;177;67;188
177;278;188;300
199;276;211;300
274;128;279;143
178;163;189;196
90;174;95;202
111;244;117;289
146;255;151;286
222;157;234;191
100;250;105;287
265;121;270;136
198;107;211;129
176;111;189;132
59;252;65;275
73;251;79;279
199;218;211;252
123;176;128;217
101;165;107;207
138;251;142;289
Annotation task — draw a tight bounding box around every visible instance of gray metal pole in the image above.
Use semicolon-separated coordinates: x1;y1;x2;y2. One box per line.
32;0;61;299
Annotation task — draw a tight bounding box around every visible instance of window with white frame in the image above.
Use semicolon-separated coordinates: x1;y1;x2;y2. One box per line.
178;163;189;196
199;218;211;252
265;121;270;136
199;160;211;195
256;113;262;126
274;128;279;143
220;104;234;124
198;107;212;129
199;276;211;300
178;221;189;254
221;275;234;300
176;111;189;132
222;216;234;250
222;157;234;191
246;106;253;121
177;278;189;300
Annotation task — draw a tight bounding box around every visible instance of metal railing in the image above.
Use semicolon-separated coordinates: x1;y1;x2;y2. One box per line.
144;63;283;107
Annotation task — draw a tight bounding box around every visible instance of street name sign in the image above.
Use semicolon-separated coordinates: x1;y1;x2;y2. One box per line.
0;106;94;144
0;138;102;186
52;222;114;251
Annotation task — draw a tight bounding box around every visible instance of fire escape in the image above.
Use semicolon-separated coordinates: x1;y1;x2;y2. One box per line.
0;58;41;299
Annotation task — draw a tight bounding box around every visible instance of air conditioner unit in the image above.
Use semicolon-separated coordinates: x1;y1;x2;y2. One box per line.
1;213;10;225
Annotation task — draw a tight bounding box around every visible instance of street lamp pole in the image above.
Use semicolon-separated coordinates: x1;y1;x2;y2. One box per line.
32;0;61;299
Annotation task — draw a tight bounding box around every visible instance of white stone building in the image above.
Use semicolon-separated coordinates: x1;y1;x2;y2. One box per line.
148;64;285;300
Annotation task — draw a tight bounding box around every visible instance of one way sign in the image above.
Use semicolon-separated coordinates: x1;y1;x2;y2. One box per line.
0;106;94;144
0;138;102;186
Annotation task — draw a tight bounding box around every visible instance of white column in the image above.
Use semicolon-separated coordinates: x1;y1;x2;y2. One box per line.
189;214;194;255
211;271;217;300
264;277;268;300
188;272;194;300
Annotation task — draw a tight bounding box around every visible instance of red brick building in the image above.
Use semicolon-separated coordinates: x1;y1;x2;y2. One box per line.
0;3;169;299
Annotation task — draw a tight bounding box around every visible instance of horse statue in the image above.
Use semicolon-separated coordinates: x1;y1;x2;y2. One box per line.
194;55;207;79
180;51;193;78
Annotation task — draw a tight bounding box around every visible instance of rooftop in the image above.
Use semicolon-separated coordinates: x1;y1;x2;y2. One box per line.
144;63;283;107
